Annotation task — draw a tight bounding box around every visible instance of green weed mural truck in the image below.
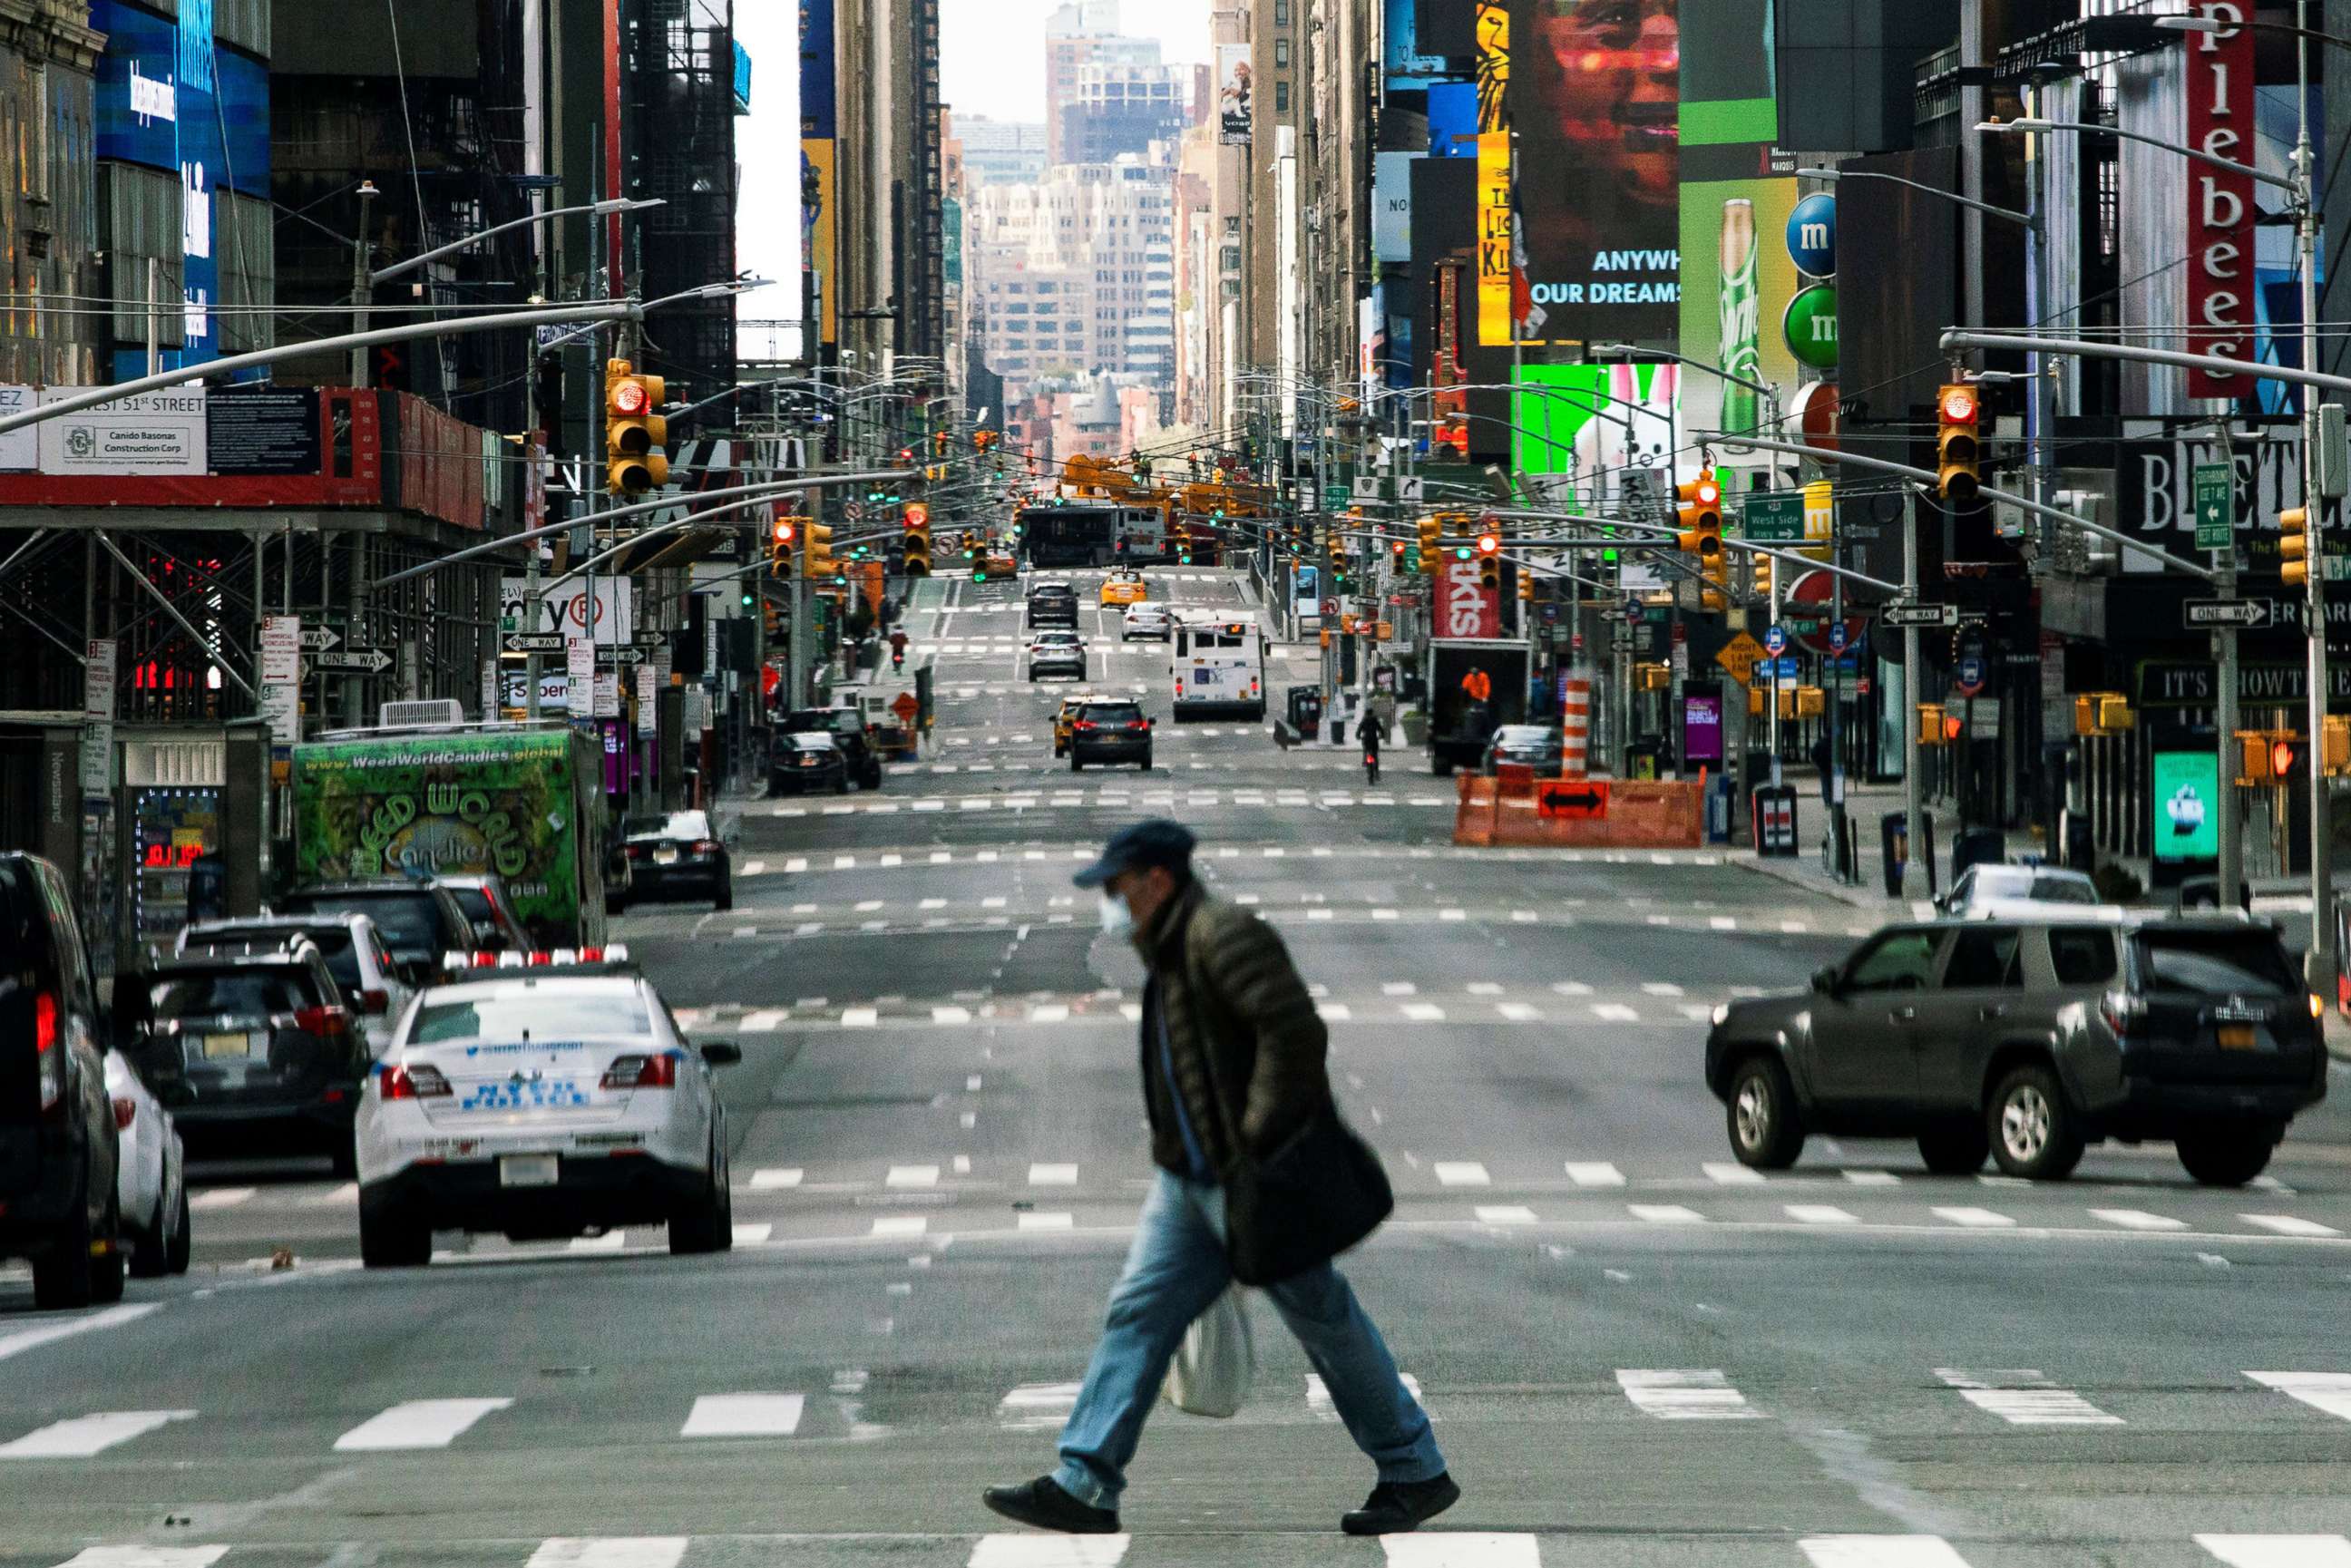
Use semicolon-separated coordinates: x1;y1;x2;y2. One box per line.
288;726;610;948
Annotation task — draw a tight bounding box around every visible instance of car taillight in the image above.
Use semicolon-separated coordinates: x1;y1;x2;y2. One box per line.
2311;992;2327;1020
626;843;649;860
2100;989;2147;1037
358;989;391;1015
378;1062;452;1100
1129;722;1146;732
112;1096;136;1131
32;989;63;1110
800;755;819;767
469;951;500;969
1074;720;1097;731
692;840;721;855
601;1052;678;1089
295;1005;350;1038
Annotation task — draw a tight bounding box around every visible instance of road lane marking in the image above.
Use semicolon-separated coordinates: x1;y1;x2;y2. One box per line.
2090;1208;2188;1232
2247;1371;2351;1421
680;1393;805;1437
740;1009;789;1032
1400;1003;1447;1021
1785;1205;1858;1225
0;1304;159;1367
842;1008;879;1027
731;1223;773;1244
2241;1214;2341;1237
1937;1368;2122;1426
933;1006;972;1024
871;1216;928;1237
1592;1004;1640;1022
1800;1539;1975;1568
0;1409;194;1458
1702;1162;1766;1185
2196;1535;2351;1568
523;1541;691;1568
1018;1212;1075;1231
569;1231;627;1252
971;1534;1132;1566
886;1165;941;1189
1932;1207;2015;1228
1629;1204;1704;1224
1616;1368;1760;1419
1317;1002;1353;1020
1841;1171;1903;1186
1433;1162;1491;1186
749;1168;804;1190
1029;1164;1078;1186
1566;1162;1625;1187
190;1187;255;1211
1475;1205;1537;1225
333;1397;512;1451
49;1553;230;1568
1496;1002;1542;1021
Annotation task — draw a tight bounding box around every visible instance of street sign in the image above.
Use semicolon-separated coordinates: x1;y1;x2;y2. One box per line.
311;648;393;675
2184;599;2270;628
892;692;920;723
1741;492;1807;543
1541;602;1560;625
1956;654;1986;697
1829;621;1849;655
1536;779;1611;821
1880;601;1959;629
2193;463;2233;551
251;626;342;653
593;648;651;667
1714;630;1765;684
502;632;569;654
1763;625;1788;656
634;631;667;648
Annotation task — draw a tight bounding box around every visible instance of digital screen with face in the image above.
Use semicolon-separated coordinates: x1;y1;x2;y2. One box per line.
1507;0;1683;343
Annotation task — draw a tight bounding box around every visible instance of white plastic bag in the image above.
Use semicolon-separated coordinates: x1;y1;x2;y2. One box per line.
1162;1286;1254;1417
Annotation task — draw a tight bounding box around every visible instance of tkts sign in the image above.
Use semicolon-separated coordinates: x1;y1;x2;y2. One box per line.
1442;556;1502;638
2185;5;2256;398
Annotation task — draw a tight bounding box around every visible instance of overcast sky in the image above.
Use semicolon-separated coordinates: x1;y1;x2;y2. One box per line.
734;0;1209;355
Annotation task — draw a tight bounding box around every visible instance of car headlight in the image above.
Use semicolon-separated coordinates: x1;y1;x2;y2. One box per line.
1710;1002;1732;1027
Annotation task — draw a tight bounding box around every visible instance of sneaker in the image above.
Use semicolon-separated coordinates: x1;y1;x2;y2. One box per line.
981;1475;1121;1534
1341;1473;1462;1536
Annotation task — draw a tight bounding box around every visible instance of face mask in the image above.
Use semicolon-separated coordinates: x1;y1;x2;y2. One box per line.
1097;889;1136;936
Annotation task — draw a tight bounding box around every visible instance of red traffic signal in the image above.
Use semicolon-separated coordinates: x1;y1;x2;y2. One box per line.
2273;737;2297;779
1474;532;1501;557
611;379;649;416
903;502;931;531
772;517;795;547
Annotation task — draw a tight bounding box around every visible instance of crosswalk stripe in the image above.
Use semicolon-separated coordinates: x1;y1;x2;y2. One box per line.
1401;1002;1448;1021
1380;1534;1539;1566
1592;1003;1641;1022
1842;1170;1903;1186
2196;1534;2351;1567
1496;1002;1542;1021
1381;981;1419;996
679;1393;805;1437
1475;1205;1537;1225
523;1540;690;1568
1785;1204;1858;1225
1566;1161;1625;1187
1702;1161;1766;1185
49;1552;229;1568
1318;1002;1354;1020
1305;1372;1422;1412
1433;1162;1491;1186
1937;1368;2121;1426
568;1231;627;1252
970;1533;1133;1566
2091;1208;2188;1232
871;1216;929;1237
885;1165;940;1189
1029;1164;1078;1186
932;1006;972;1024
749;1168;803;1191
1641;981;1685;997
996;1383;1082;1424
1932;1206;2015;1228
0;1409;194;1458
731;1222;773;1244
842;1007;879;1027
1018;1212;1075;1232
1629;1203;1704;1224
2241;1214;2342;1237
1617;1368;1760;1419
332;1397;512;1451
1800;1537;1975;1568
190;1187;255;1211
2247;1371;2351;1421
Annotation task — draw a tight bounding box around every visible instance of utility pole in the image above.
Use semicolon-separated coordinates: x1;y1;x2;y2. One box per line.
349;181;376;389
1903;489;1924;897
2217;417;2242;906
2293;0;2333;987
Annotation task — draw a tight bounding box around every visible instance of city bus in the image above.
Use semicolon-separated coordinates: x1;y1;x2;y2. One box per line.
1169;610;1267;722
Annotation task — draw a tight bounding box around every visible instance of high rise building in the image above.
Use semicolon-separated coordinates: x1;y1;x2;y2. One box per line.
1044;0;1159;163
1065;61;1186;164
956;117;1049;189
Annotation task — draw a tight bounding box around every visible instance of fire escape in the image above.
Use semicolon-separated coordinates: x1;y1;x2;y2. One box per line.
626;0;738;401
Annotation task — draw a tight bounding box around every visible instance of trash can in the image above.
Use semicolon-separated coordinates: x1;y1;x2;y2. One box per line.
1286;686;1323;734
1953;828;2006;881
1880;812;1909;898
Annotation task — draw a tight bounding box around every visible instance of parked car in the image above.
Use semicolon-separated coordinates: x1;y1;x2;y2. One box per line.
622;810;735;909
771;732;852;795
1480;725;1566;774
177;912;415;1059
1706;916;2327;1185
1068;698;1155;772
0;852;126;1309
105;1047;189;1278
433;874;534;952
131;950;371;1176
1936;863;2104;918
782;706;883;789
1122;604;1175;642
274;881;478;986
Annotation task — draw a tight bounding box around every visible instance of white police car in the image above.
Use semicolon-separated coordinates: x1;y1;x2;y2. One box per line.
353;951;741;1268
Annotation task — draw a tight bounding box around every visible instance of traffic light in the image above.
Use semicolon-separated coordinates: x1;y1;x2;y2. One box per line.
1173;520;1193;565
1751;551;1774;602
1936;382;1981;502
803;521;835;580
902;502;932;578
2280;504;2313;588
1517;566;1535;601
1476;531;1501;594
603;359;668;495
770;512;800;578
2272;734;2297;781
1677;469;1724;610
1418;514;1442;576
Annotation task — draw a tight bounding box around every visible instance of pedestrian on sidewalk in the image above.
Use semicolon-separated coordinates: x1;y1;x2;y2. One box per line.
984;819;1456;1538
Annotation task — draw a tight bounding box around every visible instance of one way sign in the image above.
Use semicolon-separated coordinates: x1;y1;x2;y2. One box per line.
2183;599;2271;628
311;648;393;675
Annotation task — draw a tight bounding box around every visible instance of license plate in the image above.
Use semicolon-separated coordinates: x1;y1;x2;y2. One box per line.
500;1154;559;1188
653;848;679;865
2218;1024;2258;1049
203;1032;257;1060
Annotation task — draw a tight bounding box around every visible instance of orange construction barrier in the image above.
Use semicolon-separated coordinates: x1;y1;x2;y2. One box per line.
1453;773;1703;850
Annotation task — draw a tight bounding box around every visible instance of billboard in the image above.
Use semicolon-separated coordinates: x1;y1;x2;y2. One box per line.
92;0;271;378
1511;362;1680;505
802;140;838;346
1505;0;1682;346
1217;44;1253;145
2184;19;2256;398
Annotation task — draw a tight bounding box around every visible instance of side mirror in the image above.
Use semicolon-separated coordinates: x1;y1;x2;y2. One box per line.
699;1042;743;1067
1810;965;1839;995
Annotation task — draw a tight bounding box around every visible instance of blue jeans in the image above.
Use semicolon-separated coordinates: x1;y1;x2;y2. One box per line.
1051;1169;1445;1509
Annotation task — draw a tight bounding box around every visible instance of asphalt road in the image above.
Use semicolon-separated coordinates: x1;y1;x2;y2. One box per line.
6;565;2351;1568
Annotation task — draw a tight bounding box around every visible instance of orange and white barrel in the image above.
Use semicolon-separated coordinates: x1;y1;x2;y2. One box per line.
1560;677;1592;777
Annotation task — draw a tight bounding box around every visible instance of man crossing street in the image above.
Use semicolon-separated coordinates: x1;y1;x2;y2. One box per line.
983;820;1457;1537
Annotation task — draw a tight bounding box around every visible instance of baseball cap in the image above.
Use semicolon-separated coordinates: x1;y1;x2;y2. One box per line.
1072;818;1197;889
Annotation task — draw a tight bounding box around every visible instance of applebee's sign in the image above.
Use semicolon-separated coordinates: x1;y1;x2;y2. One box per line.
2185;3;2256;399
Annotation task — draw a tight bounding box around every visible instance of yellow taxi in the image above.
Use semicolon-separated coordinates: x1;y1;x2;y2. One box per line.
1052;691;1101;756
973;549;1019;582
1100;570;1147;607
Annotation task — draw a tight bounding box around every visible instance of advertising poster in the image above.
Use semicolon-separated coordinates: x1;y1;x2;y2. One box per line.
802;139;837;346
2151;750;2220;862
1217;44;1253;145
1683;689;1724;765
1505;0;1682;346
38;388;208;475
1510;361;1681;506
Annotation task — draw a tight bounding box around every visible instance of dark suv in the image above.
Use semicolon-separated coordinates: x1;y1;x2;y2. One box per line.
0;852;125;1309
1068;699;1154;771
130;950;369;1174
782;706;882;790
1706;917;2327;1185
277;881;477;984
1026;586;1078;630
